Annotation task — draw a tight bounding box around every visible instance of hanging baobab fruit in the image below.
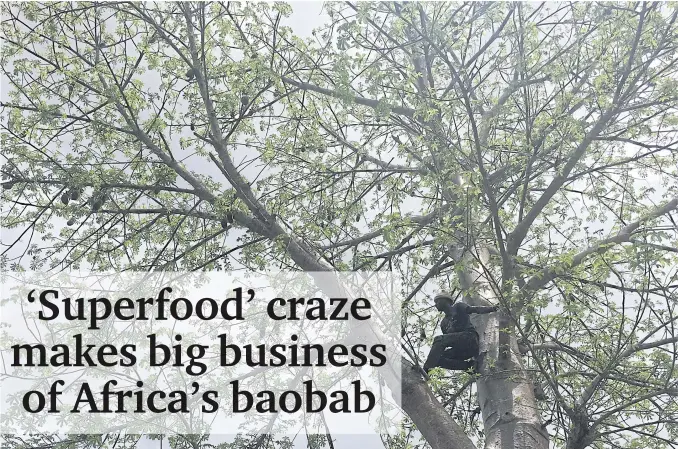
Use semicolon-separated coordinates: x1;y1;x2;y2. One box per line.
90;192;106;211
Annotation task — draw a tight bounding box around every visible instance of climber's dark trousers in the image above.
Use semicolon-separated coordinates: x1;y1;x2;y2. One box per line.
424;331;479;372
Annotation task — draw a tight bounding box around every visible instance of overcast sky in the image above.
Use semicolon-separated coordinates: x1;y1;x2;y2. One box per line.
3;2;672;447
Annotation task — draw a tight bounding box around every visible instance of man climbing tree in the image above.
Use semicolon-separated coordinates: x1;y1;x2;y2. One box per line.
423;292;498;373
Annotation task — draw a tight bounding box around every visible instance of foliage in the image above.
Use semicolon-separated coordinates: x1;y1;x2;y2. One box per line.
2;2;678;449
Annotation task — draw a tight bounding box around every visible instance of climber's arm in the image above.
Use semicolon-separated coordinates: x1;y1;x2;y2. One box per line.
467;305;499;314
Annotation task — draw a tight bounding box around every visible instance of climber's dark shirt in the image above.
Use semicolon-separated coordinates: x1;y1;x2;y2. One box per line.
440;302;496;335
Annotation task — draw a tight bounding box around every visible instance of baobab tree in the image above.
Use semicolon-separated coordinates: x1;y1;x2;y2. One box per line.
2;2;678;449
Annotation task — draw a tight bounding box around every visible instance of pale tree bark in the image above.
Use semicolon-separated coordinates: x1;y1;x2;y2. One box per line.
393;362;479;449
460;250;548;449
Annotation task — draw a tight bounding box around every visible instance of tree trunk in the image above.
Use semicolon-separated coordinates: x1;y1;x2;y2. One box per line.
474;314;549;449
396;361;478;449
464;250;549;449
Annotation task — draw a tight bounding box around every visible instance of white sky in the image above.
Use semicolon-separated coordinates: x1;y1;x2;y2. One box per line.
1;2;675;447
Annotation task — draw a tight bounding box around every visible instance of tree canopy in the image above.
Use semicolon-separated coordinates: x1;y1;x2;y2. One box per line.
2;2;678;449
